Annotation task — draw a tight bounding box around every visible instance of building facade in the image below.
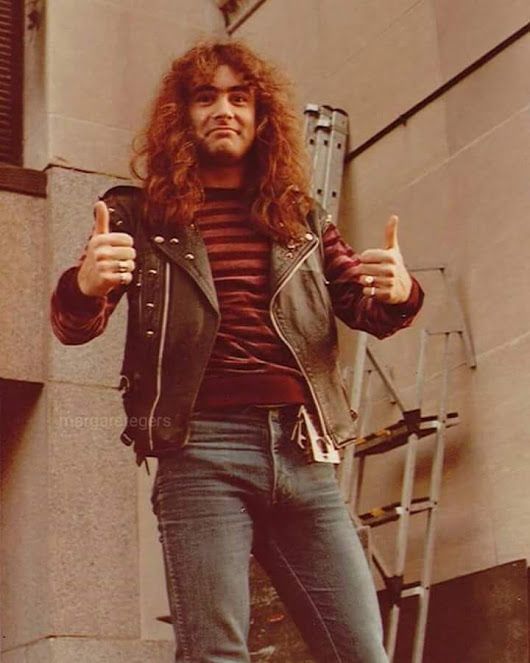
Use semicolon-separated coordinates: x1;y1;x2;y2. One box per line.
1;1;530;661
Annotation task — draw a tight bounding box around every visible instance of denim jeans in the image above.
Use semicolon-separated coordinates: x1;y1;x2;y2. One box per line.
151;407;388;663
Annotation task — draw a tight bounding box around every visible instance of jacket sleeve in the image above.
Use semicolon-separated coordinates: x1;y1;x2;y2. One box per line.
50;186;138;345
322;221;424;339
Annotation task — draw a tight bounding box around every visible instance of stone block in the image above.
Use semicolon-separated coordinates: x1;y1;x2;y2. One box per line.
48;0;131;130
0;191;47;382
0;648;29;663
47;381;140;639
137;463;171;641
46;0;224;176
433;0;530;80
1;382;50;651
48;115;134;180
24;636;173;663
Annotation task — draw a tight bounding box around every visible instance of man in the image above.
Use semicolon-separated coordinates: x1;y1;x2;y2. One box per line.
51;41;423;663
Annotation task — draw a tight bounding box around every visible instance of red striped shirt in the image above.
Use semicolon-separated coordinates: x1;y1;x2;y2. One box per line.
194;188;308;408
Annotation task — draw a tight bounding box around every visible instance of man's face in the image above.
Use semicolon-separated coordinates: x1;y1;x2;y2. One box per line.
189;65;256;167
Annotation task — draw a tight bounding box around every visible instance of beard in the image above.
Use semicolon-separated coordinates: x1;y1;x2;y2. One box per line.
194;135;253;167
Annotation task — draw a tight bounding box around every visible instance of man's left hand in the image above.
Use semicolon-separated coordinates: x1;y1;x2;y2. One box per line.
352;215;413;304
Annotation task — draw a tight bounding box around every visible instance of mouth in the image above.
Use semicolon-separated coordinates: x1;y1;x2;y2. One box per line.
207;127;239;136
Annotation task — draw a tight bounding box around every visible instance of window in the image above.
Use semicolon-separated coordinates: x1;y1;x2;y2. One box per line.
0;0;23;166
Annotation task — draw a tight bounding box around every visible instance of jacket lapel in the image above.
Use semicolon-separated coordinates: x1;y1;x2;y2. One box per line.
148;226;219;312
270;230;319;296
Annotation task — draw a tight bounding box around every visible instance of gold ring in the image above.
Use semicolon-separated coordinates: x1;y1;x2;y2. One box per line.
365;275;374;285
117;260;128;273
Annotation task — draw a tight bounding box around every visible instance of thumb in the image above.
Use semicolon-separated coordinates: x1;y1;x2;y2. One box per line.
384;214;399;250
93;201;110;235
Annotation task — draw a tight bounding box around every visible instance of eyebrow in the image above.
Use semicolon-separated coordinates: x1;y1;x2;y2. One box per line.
191;84;252;95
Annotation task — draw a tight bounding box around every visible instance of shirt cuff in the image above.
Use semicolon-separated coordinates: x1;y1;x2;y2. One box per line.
54;266;107;315
382;277;424;318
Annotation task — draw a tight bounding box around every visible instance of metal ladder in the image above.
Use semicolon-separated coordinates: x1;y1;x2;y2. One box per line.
304;105;476;662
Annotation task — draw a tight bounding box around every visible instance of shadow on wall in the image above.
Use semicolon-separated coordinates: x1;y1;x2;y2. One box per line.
0;379;44;481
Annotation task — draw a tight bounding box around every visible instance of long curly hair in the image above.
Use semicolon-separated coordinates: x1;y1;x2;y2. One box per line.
131;40;314;242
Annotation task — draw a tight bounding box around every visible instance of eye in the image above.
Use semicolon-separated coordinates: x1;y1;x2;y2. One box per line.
230;92;250;105
193;91;215;104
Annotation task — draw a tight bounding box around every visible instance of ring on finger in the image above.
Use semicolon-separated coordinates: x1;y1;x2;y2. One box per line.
369;285;376;297
365;275;375;286
116;260;128;273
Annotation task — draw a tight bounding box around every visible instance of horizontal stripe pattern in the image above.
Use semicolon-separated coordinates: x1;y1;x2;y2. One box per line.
194;189;308;408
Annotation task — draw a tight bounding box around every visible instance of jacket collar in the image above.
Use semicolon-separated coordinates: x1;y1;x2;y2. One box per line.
148;224;218;311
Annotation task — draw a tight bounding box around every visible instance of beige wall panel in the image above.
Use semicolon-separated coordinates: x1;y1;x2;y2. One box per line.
444;33;530;155
1;649;27;663
45;0;224;176
316;1;441;149
7;639;52;663
472;333;530;566
0;192;47;382
446;105;530;356
47;381;140;638
234;0;428;110
1;385;50;651
47;0;130;128
433;0;530;80
231;0;321;109
308;0;429;93
47;168;128;387
346;104;530;363
340;100;450;246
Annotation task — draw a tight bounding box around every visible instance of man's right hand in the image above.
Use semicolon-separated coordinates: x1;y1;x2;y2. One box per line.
77;201;136;297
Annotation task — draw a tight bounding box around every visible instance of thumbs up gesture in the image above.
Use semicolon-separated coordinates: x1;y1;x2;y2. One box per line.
77;201;136;297
353;215;412;304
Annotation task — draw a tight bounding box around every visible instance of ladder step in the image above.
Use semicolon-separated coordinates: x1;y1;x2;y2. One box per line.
359;498;435;527
354;412;459;457
401;582;425;598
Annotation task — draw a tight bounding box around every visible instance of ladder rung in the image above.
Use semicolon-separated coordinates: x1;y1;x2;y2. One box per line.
401;582;425;598
354;411;459;456
360;498;435;527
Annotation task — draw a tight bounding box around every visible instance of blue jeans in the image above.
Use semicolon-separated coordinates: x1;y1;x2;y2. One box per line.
151;407;388;663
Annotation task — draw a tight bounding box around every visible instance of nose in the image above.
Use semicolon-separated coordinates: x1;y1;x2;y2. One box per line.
212;94;234;119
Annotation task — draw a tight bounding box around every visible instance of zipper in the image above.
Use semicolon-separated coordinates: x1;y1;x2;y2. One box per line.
269;241;332;442
148;262;171;452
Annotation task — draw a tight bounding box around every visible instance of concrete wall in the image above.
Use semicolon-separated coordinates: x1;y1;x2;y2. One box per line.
234;0;530;585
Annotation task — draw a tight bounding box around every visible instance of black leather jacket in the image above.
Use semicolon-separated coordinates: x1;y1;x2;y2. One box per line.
53;185;422;464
